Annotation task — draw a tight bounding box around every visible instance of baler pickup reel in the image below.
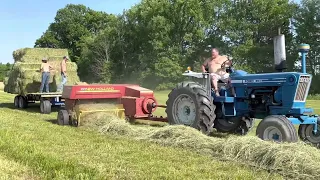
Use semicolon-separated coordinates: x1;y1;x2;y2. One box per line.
57;84;168;126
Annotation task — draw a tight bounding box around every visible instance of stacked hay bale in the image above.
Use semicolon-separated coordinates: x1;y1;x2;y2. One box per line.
4;48;80;95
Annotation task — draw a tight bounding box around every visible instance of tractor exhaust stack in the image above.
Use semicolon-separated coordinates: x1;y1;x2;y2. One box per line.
273;33;286;72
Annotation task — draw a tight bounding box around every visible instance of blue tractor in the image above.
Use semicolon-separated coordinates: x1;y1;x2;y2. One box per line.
165;41;320;146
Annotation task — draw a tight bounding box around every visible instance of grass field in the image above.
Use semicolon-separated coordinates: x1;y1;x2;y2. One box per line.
0;82;4;91
0;89;319;179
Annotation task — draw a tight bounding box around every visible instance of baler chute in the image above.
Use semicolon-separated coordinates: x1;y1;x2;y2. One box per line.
57;84;167;126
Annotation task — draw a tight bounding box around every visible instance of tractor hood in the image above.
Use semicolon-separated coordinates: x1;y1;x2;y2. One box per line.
230;70;311;84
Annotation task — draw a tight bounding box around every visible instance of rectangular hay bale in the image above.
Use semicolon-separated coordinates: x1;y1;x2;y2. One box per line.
13;48;69;62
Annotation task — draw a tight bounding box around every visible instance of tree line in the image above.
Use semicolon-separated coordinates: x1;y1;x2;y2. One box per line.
0;63;12;81
33;0;320;93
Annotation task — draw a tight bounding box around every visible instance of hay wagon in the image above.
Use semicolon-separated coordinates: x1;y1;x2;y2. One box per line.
3;47;81;114
13;92;64;114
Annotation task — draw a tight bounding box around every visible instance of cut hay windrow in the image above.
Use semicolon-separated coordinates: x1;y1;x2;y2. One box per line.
5;48;81;95
80;113;320;180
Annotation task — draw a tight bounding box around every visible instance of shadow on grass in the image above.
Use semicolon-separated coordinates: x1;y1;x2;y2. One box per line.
130;120;168;127
45;119;58;125
0;102;61;114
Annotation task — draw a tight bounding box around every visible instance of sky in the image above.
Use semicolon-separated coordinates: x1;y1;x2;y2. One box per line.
0;0;141;64
0;0;301;64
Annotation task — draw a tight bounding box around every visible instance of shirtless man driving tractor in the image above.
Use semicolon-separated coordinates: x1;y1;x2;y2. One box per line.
201;48;231;96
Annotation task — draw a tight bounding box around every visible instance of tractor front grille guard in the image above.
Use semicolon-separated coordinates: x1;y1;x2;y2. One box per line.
295;75;311;102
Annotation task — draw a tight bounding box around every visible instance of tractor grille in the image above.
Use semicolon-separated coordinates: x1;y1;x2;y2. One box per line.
294;75;311;101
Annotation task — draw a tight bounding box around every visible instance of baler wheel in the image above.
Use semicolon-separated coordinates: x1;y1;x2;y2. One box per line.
256;115;298;143
298;118;320;147
14;95;20;108
165;81;216;135
40;100;51;114
57;110;70;125
18;96;27;109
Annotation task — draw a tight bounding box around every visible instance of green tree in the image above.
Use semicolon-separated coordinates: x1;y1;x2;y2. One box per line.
218;0;298;73
293;0;320;93
34;4;117;62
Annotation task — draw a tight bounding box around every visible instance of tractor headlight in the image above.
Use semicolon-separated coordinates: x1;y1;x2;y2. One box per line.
287;75;296;85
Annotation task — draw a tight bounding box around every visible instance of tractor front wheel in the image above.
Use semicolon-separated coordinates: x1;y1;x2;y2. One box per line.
298;118;320;147
165;81;216;135
256;115;298;143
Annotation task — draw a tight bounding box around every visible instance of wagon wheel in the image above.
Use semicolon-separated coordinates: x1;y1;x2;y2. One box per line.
14;95;20;108
18;96;28;109
40;99;51;114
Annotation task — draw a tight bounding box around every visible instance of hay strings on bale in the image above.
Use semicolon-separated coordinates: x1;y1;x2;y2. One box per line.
79;113;320;179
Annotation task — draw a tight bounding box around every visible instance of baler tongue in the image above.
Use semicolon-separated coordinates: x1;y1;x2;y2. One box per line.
74;99;125;126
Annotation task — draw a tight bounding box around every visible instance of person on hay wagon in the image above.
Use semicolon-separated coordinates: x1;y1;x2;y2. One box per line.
57;56;68;92
39;57;54;93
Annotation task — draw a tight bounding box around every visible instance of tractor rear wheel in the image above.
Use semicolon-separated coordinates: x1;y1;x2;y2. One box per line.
165;81;216;135
298;118;320;147
256;115;298;142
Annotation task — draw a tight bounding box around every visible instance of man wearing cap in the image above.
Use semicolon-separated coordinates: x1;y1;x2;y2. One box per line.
58;56;68;92
39;57;54;93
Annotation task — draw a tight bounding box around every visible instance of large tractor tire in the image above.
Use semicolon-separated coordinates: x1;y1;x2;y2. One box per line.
165;81;216;135
256;115;298;142
298;117;320;147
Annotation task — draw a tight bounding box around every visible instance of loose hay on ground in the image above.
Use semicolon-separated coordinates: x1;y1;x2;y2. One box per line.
0;82;4;91
79;114;320;179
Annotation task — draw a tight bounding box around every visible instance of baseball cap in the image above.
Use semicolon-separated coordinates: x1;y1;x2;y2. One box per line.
63;56;69;59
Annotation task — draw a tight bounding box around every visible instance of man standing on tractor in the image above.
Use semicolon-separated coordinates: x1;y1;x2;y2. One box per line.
57;56;68;92
201;48;230;96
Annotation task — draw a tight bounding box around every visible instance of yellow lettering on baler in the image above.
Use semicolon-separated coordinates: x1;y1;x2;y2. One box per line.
78;87;119;93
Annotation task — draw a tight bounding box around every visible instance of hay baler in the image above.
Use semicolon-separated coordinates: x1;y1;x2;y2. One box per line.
57;84;167;126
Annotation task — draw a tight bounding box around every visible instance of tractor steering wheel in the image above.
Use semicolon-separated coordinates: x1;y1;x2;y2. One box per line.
221;59;233;69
